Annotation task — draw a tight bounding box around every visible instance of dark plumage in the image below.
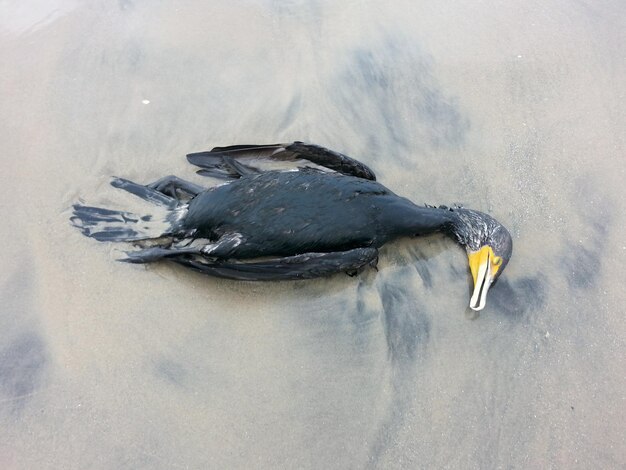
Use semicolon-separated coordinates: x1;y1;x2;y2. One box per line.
71;142;513;311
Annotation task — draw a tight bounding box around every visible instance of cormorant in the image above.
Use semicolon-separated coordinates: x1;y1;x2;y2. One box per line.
71;142;512;311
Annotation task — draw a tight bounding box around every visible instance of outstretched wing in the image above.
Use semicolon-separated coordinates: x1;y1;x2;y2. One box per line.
172;247;379;281
121;244;379;281
186;142;377;181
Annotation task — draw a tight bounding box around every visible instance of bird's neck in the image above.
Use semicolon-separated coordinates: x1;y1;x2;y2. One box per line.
382;199;459;238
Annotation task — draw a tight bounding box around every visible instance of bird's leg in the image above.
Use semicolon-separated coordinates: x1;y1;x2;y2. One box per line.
110;177;177;208
146;175;206;199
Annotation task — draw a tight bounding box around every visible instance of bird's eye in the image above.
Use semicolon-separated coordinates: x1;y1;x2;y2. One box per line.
493;256;502;266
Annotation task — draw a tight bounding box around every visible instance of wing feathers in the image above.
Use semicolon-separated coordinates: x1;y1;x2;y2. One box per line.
186;141;377;180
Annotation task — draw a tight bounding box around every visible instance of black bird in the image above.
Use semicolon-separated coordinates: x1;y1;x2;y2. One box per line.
71;142;512;311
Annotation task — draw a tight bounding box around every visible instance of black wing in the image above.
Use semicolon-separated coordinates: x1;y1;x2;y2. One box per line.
174;247;379;280
186;142;377;181
121;245;378;281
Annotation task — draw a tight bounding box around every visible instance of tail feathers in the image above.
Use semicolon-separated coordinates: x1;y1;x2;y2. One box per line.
71;204;179;242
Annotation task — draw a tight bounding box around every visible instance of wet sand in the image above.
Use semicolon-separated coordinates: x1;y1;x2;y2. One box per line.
1;1;625;468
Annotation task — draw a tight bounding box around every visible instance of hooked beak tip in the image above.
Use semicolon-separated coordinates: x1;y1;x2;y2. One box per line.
469;275;491;311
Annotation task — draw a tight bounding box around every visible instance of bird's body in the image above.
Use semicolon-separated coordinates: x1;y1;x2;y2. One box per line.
71;142;512;311
182;170;452;259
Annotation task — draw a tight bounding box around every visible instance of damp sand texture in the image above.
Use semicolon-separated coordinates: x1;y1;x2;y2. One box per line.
1;1;625;469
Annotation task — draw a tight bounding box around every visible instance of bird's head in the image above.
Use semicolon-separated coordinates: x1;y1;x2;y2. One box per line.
450;208;513;311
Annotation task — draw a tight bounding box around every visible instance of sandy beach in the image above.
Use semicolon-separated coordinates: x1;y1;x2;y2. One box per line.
1;1;624;468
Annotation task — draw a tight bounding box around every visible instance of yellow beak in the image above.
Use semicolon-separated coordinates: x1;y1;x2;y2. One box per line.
467;246;502;311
